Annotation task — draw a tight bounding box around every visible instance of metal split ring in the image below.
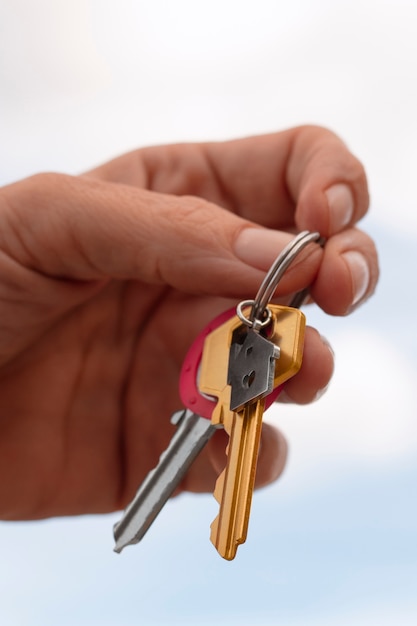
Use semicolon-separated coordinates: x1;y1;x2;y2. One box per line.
238;230;323;330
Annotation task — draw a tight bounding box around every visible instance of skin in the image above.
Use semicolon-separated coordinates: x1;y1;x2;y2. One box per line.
0;126;378;521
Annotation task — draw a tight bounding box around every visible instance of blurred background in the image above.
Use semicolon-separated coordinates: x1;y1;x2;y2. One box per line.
1;1;416;624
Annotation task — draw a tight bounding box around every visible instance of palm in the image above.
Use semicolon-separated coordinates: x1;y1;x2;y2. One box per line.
0;275;233;518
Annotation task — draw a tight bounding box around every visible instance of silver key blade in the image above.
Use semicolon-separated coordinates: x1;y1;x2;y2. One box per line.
113;409;218;553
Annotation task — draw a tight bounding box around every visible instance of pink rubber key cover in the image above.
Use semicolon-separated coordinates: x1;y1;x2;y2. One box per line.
179;308;282;419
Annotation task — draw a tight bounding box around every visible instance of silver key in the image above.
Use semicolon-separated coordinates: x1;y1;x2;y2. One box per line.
113;408;218;553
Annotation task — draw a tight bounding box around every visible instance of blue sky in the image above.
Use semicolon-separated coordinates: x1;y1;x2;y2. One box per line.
1;1;416;625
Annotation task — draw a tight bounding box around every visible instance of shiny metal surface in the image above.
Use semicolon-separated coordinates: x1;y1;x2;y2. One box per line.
113;409;217;553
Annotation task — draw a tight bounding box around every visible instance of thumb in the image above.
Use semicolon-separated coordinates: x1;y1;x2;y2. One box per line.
0;173;322;298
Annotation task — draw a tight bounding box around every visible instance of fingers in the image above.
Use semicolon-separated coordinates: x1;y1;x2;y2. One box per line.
89;127;370;239
310;228;379;315
207;127;369;237
255;423;288;488
233;223;379;315
180;423;288;493
0;123;378;314
280;326;334;404
208;422;288;491
286;126;370;237
205;126;369;237
0;173;323;300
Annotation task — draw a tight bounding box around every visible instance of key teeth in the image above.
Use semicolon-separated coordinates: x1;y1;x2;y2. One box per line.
212;470;225;504
211;417;231;506
113;411;217;553
211;466;242;561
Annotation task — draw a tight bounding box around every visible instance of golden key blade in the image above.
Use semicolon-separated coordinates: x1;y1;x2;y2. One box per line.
199;305;305;560
210;396;265;560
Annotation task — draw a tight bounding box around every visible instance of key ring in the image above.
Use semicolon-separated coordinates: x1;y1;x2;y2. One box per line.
236;230;323;330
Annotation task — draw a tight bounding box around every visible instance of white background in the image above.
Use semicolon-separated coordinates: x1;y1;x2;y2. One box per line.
1;1;416;625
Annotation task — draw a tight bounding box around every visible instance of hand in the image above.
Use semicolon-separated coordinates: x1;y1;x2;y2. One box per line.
0;126;378;520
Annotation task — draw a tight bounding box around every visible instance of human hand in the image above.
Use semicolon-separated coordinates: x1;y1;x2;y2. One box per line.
0;126;378;520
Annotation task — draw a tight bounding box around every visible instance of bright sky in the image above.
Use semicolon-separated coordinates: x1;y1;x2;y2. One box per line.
0;1;416;625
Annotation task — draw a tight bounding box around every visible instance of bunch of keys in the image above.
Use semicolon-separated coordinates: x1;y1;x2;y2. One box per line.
114;230;322;560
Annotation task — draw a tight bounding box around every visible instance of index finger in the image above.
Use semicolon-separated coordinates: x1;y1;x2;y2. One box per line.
86;126;369;237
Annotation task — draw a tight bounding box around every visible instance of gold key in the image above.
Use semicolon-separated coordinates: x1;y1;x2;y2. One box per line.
199;304;305;560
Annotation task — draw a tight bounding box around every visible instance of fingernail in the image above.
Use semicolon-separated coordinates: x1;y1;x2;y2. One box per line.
313;382;330;402
277;389;293;403
342;250;370;306
325;184;354;233
279;379;331;404
234;228;292;270
320;333;335;359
